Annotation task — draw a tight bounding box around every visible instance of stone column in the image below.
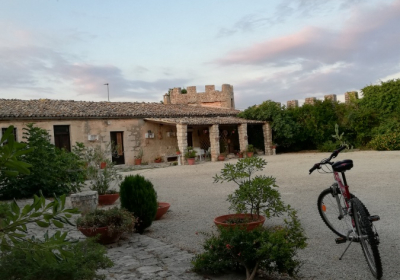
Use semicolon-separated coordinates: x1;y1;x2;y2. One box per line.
176;124;187;165
238;123;248;152
263;122;273;156
209;124;220;162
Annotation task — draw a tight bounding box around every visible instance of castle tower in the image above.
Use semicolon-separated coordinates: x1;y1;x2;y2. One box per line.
166;84;235;109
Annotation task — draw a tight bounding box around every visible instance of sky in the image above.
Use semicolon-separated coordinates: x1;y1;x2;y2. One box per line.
1;0;400;110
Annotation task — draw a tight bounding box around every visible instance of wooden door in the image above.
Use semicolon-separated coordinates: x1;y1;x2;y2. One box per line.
110;131;125;165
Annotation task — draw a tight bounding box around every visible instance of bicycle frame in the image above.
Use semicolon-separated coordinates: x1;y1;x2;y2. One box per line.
331;171;357;237
333;171;351;201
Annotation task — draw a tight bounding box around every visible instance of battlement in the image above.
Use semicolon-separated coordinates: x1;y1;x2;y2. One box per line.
163;84;235;109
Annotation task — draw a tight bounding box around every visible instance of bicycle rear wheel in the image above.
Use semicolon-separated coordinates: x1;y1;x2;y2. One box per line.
352;198;382;279
318;187;353;238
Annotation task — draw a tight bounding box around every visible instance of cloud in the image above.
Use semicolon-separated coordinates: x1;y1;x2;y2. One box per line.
0;23;189;102
216;0;360;38
216;0;400;108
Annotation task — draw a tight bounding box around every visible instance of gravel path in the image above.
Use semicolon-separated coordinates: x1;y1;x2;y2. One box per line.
122;150;400;280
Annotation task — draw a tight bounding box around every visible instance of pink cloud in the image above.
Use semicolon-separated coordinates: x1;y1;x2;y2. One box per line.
215;0;400;66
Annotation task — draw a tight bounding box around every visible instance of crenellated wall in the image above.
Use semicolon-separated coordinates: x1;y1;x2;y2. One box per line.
285;92;358;108
163;84;235;109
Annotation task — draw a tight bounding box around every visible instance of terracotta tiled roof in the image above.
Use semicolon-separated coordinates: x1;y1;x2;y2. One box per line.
0;99;240;119
144;117;265;125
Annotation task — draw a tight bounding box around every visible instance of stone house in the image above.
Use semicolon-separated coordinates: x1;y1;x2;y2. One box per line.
0;85;272;165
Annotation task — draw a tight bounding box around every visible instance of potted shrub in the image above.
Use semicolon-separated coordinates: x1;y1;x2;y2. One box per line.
213;157;287;231
184;146;197;165
119;174;158;234
217;154;226;161
155;202;171;220
192;210;307;280
154;156;163;163
246;144;255;158
237;151;244;158
134;148;143;165
87;161;122;206
76;207;135;245
176;147;181;155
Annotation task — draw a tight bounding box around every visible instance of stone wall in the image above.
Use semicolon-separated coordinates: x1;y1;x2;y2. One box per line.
0;119;180;165
164;84;235;109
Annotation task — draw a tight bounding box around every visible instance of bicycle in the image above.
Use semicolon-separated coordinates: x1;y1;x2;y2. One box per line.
309;146;382;279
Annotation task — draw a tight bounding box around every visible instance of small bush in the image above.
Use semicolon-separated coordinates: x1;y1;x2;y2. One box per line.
76;207;135;234
119;175;158;234
192;211;307;280
368;132;400;151
0;238;113;280
318;140;338;152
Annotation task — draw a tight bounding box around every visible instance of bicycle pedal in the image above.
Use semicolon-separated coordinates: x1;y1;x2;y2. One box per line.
369;215;380;222
335;237;347;244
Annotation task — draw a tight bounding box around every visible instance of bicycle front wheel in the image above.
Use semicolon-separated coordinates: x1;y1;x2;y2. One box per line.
318;187;353;238
352;198;382;279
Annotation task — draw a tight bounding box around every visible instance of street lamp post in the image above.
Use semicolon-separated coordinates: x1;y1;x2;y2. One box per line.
104;83;109;101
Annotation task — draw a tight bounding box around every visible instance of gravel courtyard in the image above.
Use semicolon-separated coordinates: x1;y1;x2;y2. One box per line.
124;150;400;280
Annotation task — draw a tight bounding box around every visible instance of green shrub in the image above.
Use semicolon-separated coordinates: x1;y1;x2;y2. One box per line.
367;132;400;151
76;207;135;235
318;140;338;152
0;124;85;199
119;175;158;234
192;210;307;280
0;238;113;280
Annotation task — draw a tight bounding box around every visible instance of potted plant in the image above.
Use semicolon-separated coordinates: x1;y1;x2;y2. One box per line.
76;207;136;245
134;148;143;165
192;210;307;280
213;157;287;231
87;161;123;206
246;144;255;158
184;146;197;165
176;147;181;155
237;151;244;158
217;154;226;161
155;202;171;220
154;156;163;163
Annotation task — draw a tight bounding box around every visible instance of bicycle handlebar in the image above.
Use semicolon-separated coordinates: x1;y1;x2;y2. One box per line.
309;145;347;174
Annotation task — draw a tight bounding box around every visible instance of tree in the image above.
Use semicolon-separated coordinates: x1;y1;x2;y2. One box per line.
0;124;85;199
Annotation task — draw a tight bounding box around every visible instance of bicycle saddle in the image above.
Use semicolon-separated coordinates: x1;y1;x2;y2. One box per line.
332;159;353;172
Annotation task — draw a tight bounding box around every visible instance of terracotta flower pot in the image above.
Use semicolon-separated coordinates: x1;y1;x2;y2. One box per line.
98;193;120;206
100;162;107;169
78;226;123;245
154;158;162;163
176;151;181;155
135;158;142;165
246;152;254;158
187;158;195;165
155;202;170;220
238;154;243;158
214;214;265;231
218;155;225;161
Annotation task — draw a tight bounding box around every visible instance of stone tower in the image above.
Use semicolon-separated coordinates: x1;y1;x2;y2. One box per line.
163;84;235;109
